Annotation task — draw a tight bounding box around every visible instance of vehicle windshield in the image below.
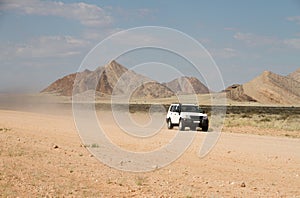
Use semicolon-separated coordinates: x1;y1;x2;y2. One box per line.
181;105;203;113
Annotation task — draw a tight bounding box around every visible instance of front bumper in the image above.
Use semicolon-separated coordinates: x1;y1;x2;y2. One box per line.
182;118;209;127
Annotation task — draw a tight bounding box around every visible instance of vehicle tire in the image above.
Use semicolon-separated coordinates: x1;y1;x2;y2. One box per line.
202;126;208;132
179;119;185;131
167;119;173;129
190;126;196;131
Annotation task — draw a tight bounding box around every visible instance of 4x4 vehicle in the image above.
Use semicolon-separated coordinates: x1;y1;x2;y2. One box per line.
166;103;209;131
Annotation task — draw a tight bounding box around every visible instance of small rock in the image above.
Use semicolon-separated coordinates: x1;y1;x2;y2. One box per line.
241;182;246;187
90;154;94;157
53;145;59;149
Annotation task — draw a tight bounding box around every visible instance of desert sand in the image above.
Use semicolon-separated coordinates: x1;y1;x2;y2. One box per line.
0;104;300;197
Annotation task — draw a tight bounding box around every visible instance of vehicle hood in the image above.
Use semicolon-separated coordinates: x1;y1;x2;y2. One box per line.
180;112;207;117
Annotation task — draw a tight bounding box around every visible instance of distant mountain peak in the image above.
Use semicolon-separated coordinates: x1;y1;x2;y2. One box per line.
261;70;272;76
227;70;300;104
288;67;300;82
83;69;92;73
105;60;128;71
164;76;209;94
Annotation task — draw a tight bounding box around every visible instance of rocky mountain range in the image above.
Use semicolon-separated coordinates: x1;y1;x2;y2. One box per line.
42;60;204;98
226;69;300;105
42;60;300;104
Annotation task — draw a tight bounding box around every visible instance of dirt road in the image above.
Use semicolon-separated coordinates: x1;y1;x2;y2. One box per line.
0;109;299;197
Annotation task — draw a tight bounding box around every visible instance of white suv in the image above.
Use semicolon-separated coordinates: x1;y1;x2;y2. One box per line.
166;104;209;131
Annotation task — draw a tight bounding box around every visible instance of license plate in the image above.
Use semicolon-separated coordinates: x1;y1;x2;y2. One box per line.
193;121;200;123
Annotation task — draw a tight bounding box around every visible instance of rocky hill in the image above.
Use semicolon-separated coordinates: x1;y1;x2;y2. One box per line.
132;82;174;98
42;61;175;98
288;68;300;82
164;76;210;94
41;69;92;96
224;84;257;102
227;70;300;105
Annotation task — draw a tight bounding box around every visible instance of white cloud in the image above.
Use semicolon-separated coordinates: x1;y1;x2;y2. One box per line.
83;28;123;41
211;48;239;59
0;35;90;60
1;0;113;27
283;38;300;49
234;32;278;46
234;32;300;50
107;6;155;21
107;30;162;46
287;16;300;25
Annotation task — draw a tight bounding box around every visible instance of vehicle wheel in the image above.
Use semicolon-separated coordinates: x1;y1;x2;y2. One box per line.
190;126;196;131
202;126;208;132
167;119;173;129
179;119;185;131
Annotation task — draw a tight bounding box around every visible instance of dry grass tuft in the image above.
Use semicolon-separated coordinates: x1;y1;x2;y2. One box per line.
222;113;300;138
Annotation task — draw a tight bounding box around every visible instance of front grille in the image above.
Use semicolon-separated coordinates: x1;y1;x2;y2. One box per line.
190;116;203;120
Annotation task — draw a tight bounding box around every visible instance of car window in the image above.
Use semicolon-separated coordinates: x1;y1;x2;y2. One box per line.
170;106;175;112
170;105;179;112
181;105;202;113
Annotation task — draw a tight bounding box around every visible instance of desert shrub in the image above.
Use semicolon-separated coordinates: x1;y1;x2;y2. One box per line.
260;117;271;122
91;143;99;148
84;143;100;148
0;128;11;132
241;114;252;118
135;176;147;186
277;114;289;120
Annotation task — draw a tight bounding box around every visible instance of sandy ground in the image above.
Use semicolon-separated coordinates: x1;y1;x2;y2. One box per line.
0;108;300;197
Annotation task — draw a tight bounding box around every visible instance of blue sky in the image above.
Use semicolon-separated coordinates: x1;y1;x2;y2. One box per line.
0;0;299;92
